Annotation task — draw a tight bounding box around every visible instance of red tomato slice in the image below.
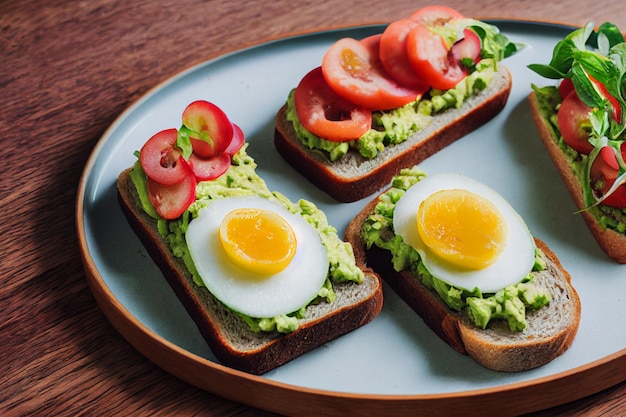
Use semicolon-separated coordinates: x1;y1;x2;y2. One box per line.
449;28;482;66
294;67;372;142
559;78;575;99
224;123;245;156
379;19;430;90
139;128;190;185
360;34;381;50
182;100;234;158
588;74;622;123
321;37;426;110
589;144;626;208
557;91;594;154
189;152;231;181
406;24;468;90
409;5;464;26
147;164;196;220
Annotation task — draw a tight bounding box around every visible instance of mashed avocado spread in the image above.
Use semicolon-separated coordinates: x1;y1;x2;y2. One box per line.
286;59;499;162
131;145;364;334
361;167;551;332
532;85;626;234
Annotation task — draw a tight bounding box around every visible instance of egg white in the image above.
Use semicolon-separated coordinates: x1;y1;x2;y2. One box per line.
393;173;536;293
186;195;329;318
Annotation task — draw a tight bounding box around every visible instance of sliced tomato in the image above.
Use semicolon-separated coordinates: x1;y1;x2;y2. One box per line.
409;5;464;26
147;164;196;219
587;74;622;123
558;78;575;99
360;34;381;50
139;128;190;185
224;123;245;156
321;37;426;110
406;24;467;91
379;19;429;90
189;152;231;181
557;91;594;154
294;66;372;141
449;28;482;67
589;144;626;208
182;100;234;158
404;6;470;90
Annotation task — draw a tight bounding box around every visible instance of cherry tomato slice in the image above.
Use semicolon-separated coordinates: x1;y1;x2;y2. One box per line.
449;28;482;66
189;152;231;181
294;67;372;142
224;123;245;156
406;24;467;91
557;91;594;154
589;144;626;208
321;37;426;110
182;100;234;158
359;34;381;50
147;164;196;219
559;78;575;99
588;74;622;123
409;5;464;26
379;19;430;90
139;128;190;185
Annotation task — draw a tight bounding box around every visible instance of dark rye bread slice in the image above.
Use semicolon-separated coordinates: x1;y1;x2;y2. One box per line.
274;65;512;203
117;168;383;375
345;192;581;372
529;92;626;263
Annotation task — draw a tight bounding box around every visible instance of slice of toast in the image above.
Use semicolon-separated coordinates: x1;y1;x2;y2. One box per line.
528;91;626;263
117;168;383;375
344;191;581;372
274;65;512;203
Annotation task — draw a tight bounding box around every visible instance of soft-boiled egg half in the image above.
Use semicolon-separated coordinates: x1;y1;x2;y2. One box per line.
186;195;329;318
393;173;536;293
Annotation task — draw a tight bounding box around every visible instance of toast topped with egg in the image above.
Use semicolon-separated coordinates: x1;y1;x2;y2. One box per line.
274;6;515;202
345;168;580;372
117;101;382;375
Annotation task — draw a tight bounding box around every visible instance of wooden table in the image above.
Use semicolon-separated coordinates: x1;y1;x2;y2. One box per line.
3;0;626;415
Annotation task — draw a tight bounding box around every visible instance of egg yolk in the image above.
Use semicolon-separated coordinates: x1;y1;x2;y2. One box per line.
219;208;297;276
416;189;508;270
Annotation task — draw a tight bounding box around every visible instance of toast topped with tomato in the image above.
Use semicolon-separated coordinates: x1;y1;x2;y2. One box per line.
117;100;383;374
528;22;626;263
274;6;517;202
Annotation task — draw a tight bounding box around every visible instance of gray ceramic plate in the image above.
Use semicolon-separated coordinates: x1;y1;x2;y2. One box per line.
77;21;626;417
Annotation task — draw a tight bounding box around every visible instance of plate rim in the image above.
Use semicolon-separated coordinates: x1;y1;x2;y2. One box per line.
75;19;626;416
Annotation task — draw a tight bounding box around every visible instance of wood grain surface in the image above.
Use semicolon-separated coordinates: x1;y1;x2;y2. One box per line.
2;0;625;415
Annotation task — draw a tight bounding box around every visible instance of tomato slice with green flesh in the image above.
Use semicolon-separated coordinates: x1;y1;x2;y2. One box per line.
189;152;231;181
147;164;196;220
409;5;464;26
406;25;479;91
182;100;234;158
321;37;426;110
139;128;191;185
589;144;626;208
379;19;430;90
294;66;372;142
557;91;594;154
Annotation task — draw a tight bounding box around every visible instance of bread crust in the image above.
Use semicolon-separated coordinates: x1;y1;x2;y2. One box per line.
345;192;581;372
528;92;626;263
117;168;383;375
274;66;512;203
